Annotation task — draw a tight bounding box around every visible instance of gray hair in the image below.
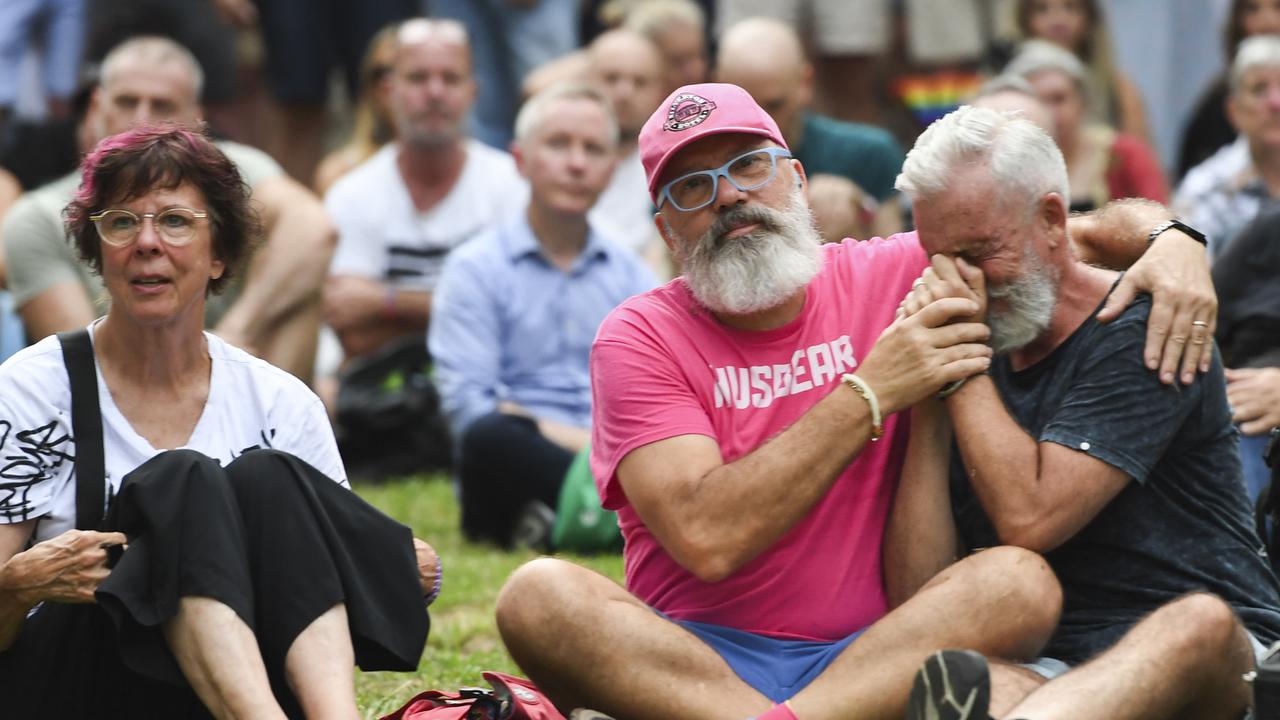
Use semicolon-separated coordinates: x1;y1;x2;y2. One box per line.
896;105;1069;215
100;36;204;101
974;74;1038;101
623;0;705;37
1003;39;1087;92
1230;35;1280;95
513;82;619;145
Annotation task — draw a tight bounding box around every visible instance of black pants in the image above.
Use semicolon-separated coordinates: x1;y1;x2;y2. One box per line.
0;449;428;718
458;412;574;546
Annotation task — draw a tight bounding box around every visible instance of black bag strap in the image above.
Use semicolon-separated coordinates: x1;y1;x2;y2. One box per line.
58;329;106;531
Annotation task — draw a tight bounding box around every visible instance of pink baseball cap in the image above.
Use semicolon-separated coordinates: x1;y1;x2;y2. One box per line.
640;82;788;200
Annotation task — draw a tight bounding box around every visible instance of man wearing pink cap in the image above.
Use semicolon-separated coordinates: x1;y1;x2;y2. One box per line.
494;83;1218;720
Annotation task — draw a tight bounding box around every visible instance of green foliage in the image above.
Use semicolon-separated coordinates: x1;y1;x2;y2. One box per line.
352;476;625;718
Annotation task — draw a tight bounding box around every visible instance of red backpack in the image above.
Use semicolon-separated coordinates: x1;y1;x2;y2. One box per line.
379;672;567;720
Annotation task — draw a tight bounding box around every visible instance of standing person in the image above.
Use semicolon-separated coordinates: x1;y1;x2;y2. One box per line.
324;18;527;365
0;125;436;718
893;105;1280;720
490;82;1218;720
1016;0;1151;143
2;36;334;384
430;83;655;547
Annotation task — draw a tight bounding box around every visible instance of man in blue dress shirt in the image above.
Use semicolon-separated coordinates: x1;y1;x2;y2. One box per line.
429;82;658;547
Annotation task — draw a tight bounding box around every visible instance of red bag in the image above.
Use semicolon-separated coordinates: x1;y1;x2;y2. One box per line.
380;672;567;720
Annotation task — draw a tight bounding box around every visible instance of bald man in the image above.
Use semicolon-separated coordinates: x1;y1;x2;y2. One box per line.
716;17;906;237
585;29;669;258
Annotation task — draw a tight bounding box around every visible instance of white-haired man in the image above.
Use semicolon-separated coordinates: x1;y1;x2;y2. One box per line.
491;83;1219;720
893;105;1280;720
1177;34;1280;258
2;36;333;382
429;83;655;547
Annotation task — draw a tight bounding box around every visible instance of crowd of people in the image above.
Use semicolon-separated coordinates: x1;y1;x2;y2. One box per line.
1;0;1279;718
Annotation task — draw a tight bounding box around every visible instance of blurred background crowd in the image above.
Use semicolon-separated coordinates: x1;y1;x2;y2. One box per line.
0;0;1275;546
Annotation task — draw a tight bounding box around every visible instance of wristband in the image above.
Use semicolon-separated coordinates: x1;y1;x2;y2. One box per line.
425;555;443;606
841;373;883;441
1147;219;1206;247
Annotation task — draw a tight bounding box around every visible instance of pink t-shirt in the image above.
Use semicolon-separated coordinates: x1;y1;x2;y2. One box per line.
590;233;929;641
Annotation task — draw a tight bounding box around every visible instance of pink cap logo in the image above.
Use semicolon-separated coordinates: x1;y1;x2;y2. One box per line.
663;92;717;132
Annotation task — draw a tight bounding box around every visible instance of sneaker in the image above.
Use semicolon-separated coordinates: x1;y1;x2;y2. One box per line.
512;500;556;552
906;649;992;720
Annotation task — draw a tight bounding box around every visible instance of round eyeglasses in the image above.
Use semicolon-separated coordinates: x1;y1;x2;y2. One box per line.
657;147;793;212
88;207;209;247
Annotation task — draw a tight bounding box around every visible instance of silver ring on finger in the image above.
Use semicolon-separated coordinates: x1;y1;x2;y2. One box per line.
1191;320;1209;328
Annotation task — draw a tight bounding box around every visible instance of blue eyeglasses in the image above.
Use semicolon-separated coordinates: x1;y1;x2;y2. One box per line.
657;146;793;212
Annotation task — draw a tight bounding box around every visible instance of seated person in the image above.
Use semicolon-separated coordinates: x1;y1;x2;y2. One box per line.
892;106;1280;720
716;17;907;237
0;126;438;717
1177;35;1280;258
806;174;875;244
491;83;1218;720
1213;206;1280;501
325;18;527;365
1005;40;1168;214
2;36;333;384
430;83;656;547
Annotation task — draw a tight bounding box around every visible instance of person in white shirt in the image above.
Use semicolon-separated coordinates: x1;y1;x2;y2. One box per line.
0;126;438;717
324;18;528;364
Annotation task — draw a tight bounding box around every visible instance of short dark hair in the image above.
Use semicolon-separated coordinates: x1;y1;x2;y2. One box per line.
64;124;258;295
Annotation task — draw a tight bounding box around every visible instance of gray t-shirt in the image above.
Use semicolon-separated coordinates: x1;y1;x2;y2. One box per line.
951;295;1280;665
1;140;283;326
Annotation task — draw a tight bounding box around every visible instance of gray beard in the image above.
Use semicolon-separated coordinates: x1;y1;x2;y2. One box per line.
986;247;1059;355
679;187;823;316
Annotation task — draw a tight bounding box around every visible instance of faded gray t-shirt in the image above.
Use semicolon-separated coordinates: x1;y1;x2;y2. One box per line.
951;295;1280;666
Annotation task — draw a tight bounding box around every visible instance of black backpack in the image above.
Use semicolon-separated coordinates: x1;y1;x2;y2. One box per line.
334;336;453;482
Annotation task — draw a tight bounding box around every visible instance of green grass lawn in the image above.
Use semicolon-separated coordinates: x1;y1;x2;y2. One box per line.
352;475;625;718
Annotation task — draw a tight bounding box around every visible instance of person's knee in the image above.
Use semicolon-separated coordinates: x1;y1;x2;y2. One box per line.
967;546;1063;637
495;558;589;643
1156;592;1242;657
225;449;306;502
460;412;528;460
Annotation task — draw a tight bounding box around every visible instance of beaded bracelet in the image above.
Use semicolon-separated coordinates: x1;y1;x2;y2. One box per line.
425;555;443;606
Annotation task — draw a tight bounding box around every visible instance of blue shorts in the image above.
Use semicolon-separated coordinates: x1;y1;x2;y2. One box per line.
677;619;864;703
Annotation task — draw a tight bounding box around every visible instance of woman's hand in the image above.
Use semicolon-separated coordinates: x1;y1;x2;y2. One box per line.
413;537;440;599
0;530;127;606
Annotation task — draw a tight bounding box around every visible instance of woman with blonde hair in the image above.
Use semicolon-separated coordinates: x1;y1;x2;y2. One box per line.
314;23;401;196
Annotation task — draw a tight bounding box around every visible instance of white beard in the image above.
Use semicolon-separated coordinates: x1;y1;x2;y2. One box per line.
986;245;1059;355
679;186;823;316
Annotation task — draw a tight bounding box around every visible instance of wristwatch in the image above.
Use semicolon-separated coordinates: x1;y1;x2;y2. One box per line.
1147;219;1207;247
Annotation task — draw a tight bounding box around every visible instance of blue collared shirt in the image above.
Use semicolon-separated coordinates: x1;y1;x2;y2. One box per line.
428;216;658;436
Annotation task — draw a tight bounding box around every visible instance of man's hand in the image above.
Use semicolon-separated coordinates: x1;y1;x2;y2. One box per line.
0;530;127;606
1226;367;1280;436
898;255;986;322
323;275;388;331
1096;230;1216;385
859;296;992;415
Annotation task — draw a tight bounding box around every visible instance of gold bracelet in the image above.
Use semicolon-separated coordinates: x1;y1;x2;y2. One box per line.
841;373;883;441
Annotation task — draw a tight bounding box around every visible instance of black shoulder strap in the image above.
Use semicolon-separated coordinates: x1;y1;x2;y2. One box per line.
58;329;106;531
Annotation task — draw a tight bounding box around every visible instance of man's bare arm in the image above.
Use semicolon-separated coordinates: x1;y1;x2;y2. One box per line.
18;282;96;341
324;274;430;360
883;399;961;608
214;175;335;352
618;298;992;582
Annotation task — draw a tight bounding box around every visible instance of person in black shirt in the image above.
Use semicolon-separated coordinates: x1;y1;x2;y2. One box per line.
891;105;1280;720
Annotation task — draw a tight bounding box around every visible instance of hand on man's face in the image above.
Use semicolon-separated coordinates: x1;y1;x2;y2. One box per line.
897;254;988;324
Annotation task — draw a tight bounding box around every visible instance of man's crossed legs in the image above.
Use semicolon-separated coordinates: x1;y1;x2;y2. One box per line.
908;592;1259;720
496;547;1060;720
